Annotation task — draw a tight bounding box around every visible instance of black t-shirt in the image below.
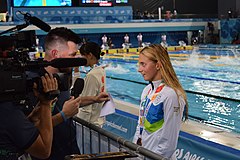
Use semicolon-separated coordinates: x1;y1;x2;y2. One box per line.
0;102;39;160
50;90;80;160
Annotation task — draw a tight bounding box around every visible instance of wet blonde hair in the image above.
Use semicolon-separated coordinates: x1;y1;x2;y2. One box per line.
140;44;188;119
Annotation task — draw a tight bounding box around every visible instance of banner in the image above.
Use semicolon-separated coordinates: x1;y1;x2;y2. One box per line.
103;112;240;160
103;112;138;141
172;132;240;160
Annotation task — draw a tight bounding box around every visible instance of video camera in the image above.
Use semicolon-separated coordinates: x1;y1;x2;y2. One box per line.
0;31;87;104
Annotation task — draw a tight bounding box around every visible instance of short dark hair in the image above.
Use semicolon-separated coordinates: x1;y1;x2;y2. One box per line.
44;27;81;50
80;42;105;60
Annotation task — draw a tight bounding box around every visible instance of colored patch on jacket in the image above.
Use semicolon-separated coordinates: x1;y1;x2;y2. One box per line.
144;102;164;133
101;76;104;83
144;118;164;133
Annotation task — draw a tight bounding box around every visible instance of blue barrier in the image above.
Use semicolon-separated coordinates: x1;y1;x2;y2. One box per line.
103;110;240;160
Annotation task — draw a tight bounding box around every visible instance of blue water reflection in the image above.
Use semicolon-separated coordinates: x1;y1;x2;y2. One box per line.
103;58;240;134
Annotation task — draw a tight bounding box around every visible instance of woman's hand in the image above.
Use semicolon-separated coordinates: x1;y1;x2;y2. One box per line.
95;92;110;103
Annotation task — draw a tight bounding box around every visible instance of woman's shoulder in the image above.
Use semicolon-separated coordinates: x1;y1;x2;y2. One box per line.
86;68;105;82
90;66;105;72
87;67;103;75
162;86;178;98
162;86;185;104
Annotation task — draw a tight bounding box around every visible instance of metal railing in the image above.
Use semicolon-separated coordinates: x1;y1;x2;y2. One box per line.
73;117;167;160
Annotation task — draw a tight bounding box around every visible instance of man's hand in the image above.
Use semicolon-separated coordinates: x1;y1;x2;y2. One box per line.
30;73;58;126
33;73;58;105
94;92;110;103
62;96;81;119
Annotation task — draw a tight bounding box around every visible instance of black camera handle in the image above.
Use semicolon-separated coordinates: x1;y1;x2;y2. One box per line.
0;23;29;36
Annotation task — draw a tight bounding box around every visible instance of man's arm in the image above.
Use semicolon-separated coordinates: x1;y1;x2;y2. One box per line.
26;102;52;159
52;112;64;127
25;74;56;159
52;96;81;126
52;92;109;126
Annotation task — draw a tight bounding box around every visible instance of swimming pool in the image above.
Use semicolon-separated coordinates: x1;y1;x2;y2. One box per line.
101;46;240;134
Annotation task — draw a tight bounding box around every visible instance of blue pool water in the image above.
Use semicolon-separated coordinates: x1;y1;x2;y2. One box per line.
100;47;240;134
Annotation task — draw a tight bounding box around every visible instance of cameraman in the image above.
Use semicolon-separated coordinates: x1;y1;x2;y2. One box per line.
42;27;109;160
0;74;58;159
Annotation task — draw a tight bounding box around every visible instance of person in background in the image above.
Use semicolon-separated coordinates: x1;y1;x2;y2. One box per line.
40;27;109;160
72;66;81;85
133;44;188;159
77;42;107;127
101;34;109;50
124;34;130;44
107;37;114;49
122;34;130;49
160;34;168;47
101;34;108;46
137;33;143;47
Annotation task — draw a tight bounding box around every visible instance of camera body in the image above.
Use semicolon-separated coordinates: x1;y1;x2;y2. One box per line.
0;31;70;103
0;50;71;103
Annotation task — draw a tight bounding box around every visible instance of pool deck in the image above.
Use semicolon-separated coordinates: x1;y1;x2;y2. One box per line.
181;119;240;150
113;98;240;151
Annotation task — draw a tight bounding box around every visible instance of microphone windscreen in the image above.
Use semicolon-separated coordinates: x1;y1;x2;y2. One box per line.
30;16;51;32
71;78;84;98
50;58;87;68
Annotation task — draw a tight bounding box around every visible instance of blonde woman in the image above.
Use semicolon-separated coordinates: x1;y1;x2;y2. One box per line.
133;44;188;159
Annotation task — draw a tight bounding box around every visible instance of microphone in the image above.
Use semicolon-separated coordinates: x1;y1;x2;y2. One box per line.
0;23;29;36
24;58;87;69
15;23;29;31
71;78;84;98
20;11;51;32
50;58;87;68
28;16;51;32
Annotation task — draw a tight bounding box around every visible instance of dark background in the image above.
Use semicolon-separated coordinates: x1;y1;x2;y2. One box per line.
0;0;8;12
129;0;218;18
0;0;239;18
